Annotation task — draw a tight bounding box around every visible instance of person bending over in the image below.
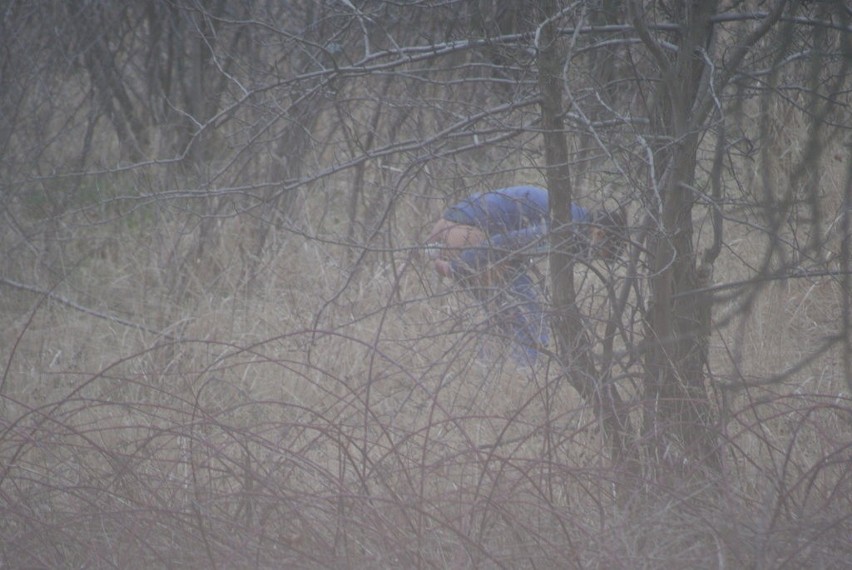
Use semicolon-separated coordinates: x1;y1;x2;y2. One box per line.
424;185;625;363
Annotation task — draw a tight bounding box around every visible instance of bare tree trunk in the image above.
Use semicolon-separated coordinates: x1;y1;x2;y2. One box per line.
642;145;720;474
537;0;634;470
630;0;722;474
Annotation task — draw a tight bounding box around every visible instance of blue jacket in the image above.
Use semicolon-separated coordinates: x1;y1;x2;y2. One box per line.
442;186;589;271
443;185;589;233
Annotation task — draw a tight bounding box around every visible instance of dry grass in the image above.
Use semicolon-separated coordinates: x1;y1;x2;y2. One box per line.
1;89;850;567
1;186;849;570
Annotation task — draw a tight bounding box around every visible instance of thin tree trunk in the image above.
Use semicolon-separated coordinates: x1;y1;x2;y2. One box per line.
634;0;722;474
536;0;634;470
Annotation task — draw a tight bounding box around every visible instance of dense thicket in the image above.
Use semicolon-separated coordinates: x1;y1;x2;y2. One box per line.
1;1;849;567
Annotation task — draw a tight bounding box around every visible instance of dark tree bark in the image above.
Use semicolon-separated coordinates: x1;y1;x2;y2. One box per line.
537;0;634;469
629;0;722;473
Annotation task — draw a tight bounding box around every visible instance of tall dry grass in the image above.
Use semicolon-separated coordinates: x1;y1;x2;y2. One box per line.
1;74;850;566
1;173;849;569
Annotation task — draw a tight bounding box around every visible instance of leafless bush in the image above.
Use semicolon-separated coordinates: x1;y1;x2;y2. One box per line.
2;327;849;568
2;1;850;568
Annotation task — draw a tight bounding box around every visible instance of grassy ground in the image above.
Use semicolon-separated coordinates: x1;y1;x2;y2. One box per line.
1;163;849;569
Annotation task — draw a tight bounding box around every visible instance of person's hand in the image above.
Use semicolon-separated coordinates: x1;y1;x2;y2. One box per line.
434;258;453;277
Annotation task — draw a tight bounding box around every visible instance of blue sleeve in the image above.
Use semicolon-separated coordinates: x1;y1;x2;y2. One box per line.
443;186;549;233
571;203;589;223
452;224;547;272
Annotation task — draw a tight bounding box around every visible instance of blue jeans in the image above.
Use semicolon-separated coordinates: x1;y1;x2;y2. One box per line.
469;266;549;364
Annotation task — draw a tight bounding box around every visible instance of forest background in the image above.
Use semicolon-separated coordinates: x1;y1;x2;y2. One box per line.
1;1;850;568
